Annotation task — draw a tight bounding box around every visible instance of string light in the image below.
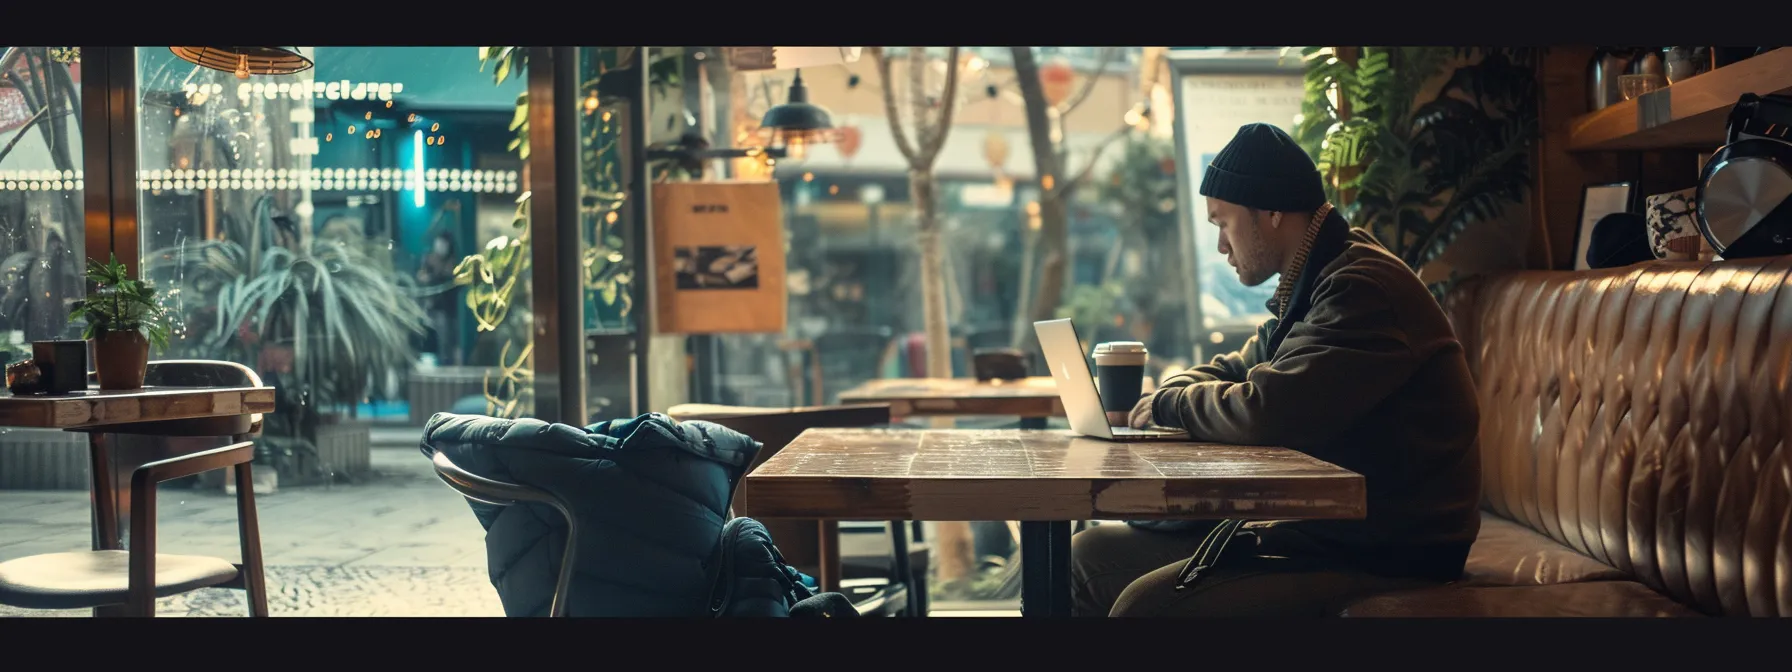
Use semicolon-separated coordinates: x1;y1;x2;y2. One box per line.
14;169;520;194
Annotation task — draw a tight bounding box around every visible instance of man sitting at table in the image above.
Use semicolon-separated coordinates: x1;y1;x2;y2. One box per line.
1070;123;1481;617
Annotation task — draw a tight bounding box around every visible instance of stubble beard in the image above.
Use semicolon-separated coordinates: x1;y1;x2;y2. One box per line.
1231;225;1281;288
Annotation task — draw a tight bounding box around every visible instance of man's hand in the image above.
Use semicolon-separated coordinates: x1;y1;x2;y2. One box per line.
1128;393;1156;429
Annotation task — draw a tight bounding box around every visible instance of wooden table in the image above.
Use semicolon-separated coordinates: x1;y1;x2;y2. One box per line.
738;428;1366;617
838;377;1067;424
0;385;275;615
0;386;274;431
840;376;1155;429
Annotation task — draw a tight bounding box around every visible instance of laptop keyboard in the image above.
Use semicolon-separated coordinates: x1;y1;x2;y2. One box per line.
1111;426;1184;437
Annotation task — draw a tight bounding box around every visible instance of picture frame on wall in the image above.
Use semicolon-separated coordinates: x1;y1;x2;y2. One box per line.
1574;181;1637;271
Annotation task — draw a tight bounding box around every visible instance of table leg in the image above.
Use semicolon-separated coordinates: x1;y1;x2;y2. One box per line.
88;432;121;551
817;520;841;593
87;432;130;618
1019;520;1072;617
888;520;916;617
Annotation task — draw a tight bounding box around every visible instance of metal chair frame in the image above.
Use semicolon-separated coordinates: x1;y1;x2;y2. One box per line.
430;451;581;617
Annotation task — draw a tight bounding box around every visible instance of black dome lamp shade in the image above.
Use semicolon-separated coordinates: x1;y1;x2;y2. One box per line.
758;69;835;159
171;47;313;79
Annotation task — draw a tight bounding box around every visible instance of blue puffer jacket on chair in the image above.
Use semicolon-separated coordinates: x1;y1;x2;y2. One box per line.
420;411;766;617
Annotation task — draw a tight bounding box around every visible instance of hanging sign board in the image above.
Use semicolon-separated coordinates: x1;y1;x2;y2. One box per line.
652;181;787;335
725;47;861;72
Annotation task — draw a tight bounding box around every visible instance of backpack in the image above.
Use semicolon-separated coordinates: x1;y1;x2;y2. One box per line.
707;516;859;618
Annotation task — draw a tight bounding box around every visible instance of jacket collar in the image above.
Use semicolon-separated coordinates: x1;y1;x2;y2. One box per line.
1262;208;1352;355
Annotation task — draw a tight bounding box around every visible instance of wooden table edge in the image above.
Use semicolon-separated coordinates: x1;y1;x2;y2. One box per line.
0;386;277;430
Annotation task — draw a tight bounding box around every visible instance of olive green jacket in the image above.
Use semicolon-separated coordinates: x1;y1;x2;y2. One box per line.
1149;212;1481;580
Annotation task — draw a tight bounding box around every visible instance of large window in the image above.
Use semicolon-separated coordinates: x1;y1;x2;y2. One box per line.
0;47;85;361
0;48;538;616
698;50;1195;413
135;47;533;485
0;47;88;494
3;45;1291;617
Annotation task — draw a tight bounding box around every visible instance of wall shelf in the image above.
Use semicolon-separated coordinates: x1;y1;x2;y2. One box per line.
1568;48;1792;153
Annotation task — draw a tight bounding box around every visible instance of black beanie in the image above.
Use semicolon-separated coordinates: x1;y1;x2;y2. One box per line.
1199;123;1328;213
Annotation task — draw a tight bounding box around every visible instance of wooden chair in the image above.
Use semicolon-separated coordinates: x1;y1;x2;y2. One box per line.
0;441;266;617
430;450;580;617
668;402;929;617
780;328;901;406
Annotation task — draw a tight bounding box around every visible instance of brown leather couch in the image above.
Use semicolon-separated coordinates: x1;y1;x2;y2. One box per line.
1344;257;1792;617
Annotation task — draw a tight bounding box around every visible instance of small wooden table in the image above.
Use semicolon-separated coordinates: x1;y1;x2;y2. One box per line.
0;385;275;556
738;428;1366;617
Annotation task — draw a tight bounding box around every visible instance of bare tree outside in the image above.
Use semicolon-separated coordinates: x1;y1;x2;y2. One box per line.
1006;48;1138;348
867;46;976;583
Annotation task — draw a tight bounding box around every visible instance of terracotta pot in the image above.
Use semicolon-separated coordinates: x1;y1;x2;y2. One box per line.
93;330;148;390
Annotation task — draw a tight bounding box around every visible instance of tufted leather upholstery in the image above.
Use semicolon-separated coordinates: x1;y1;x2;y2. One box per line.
1417;257;1792;617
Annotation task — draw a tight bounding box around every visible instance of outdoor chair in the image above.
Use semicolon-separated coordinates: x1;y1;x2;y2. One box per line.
788;327;899;406
667;402;928;617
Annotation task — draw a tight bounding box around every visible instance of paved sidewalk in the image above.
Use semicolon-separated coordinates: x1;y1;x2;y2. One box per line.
1;439;1017;617
0;445;504;617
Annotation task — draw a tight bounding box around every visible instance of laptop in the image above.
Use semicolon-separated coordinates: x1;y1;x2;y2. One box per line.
1032;318;1189;442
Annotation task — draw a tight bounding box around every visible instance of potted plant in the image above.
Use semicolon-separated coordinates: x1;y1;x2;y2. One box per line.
69;254;171;390
145;202;427;485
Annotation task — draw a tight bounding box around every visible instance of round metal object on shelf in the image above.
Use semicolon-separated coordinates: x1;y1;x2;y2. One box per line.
1696;141;1792;258
170;47;313;77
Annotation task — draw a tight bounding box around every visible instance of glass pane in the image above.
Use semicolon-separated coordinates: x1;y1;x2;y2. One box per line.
123;47;532;615
0;47;88;498
0;47;85;353
579;47;638;422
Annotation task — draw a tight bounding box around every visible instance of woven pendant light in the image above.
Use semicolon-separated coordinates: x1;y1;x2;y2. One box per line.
171;47;313;79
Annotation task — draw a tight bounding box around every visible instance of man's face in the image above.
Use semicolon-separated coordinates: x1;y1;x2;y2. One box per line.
1206;197;1282;287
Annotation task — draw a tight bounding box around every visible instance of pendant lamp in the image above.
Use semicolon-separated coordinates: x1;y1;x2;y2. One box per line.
171;47;313;79
758;69;835;159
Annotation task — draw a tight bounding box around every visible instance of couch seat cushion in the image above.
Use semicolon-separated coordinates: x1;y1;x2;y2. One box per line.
1463;514;1628;586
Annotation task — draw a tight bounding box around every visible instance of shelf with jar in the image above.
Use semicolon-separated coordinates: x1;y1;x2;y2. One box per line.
1570;47;1789;152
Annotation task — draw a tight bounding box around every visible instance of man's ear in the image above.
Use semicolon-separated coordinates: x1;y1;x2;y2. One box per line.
1270;211;1283;228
